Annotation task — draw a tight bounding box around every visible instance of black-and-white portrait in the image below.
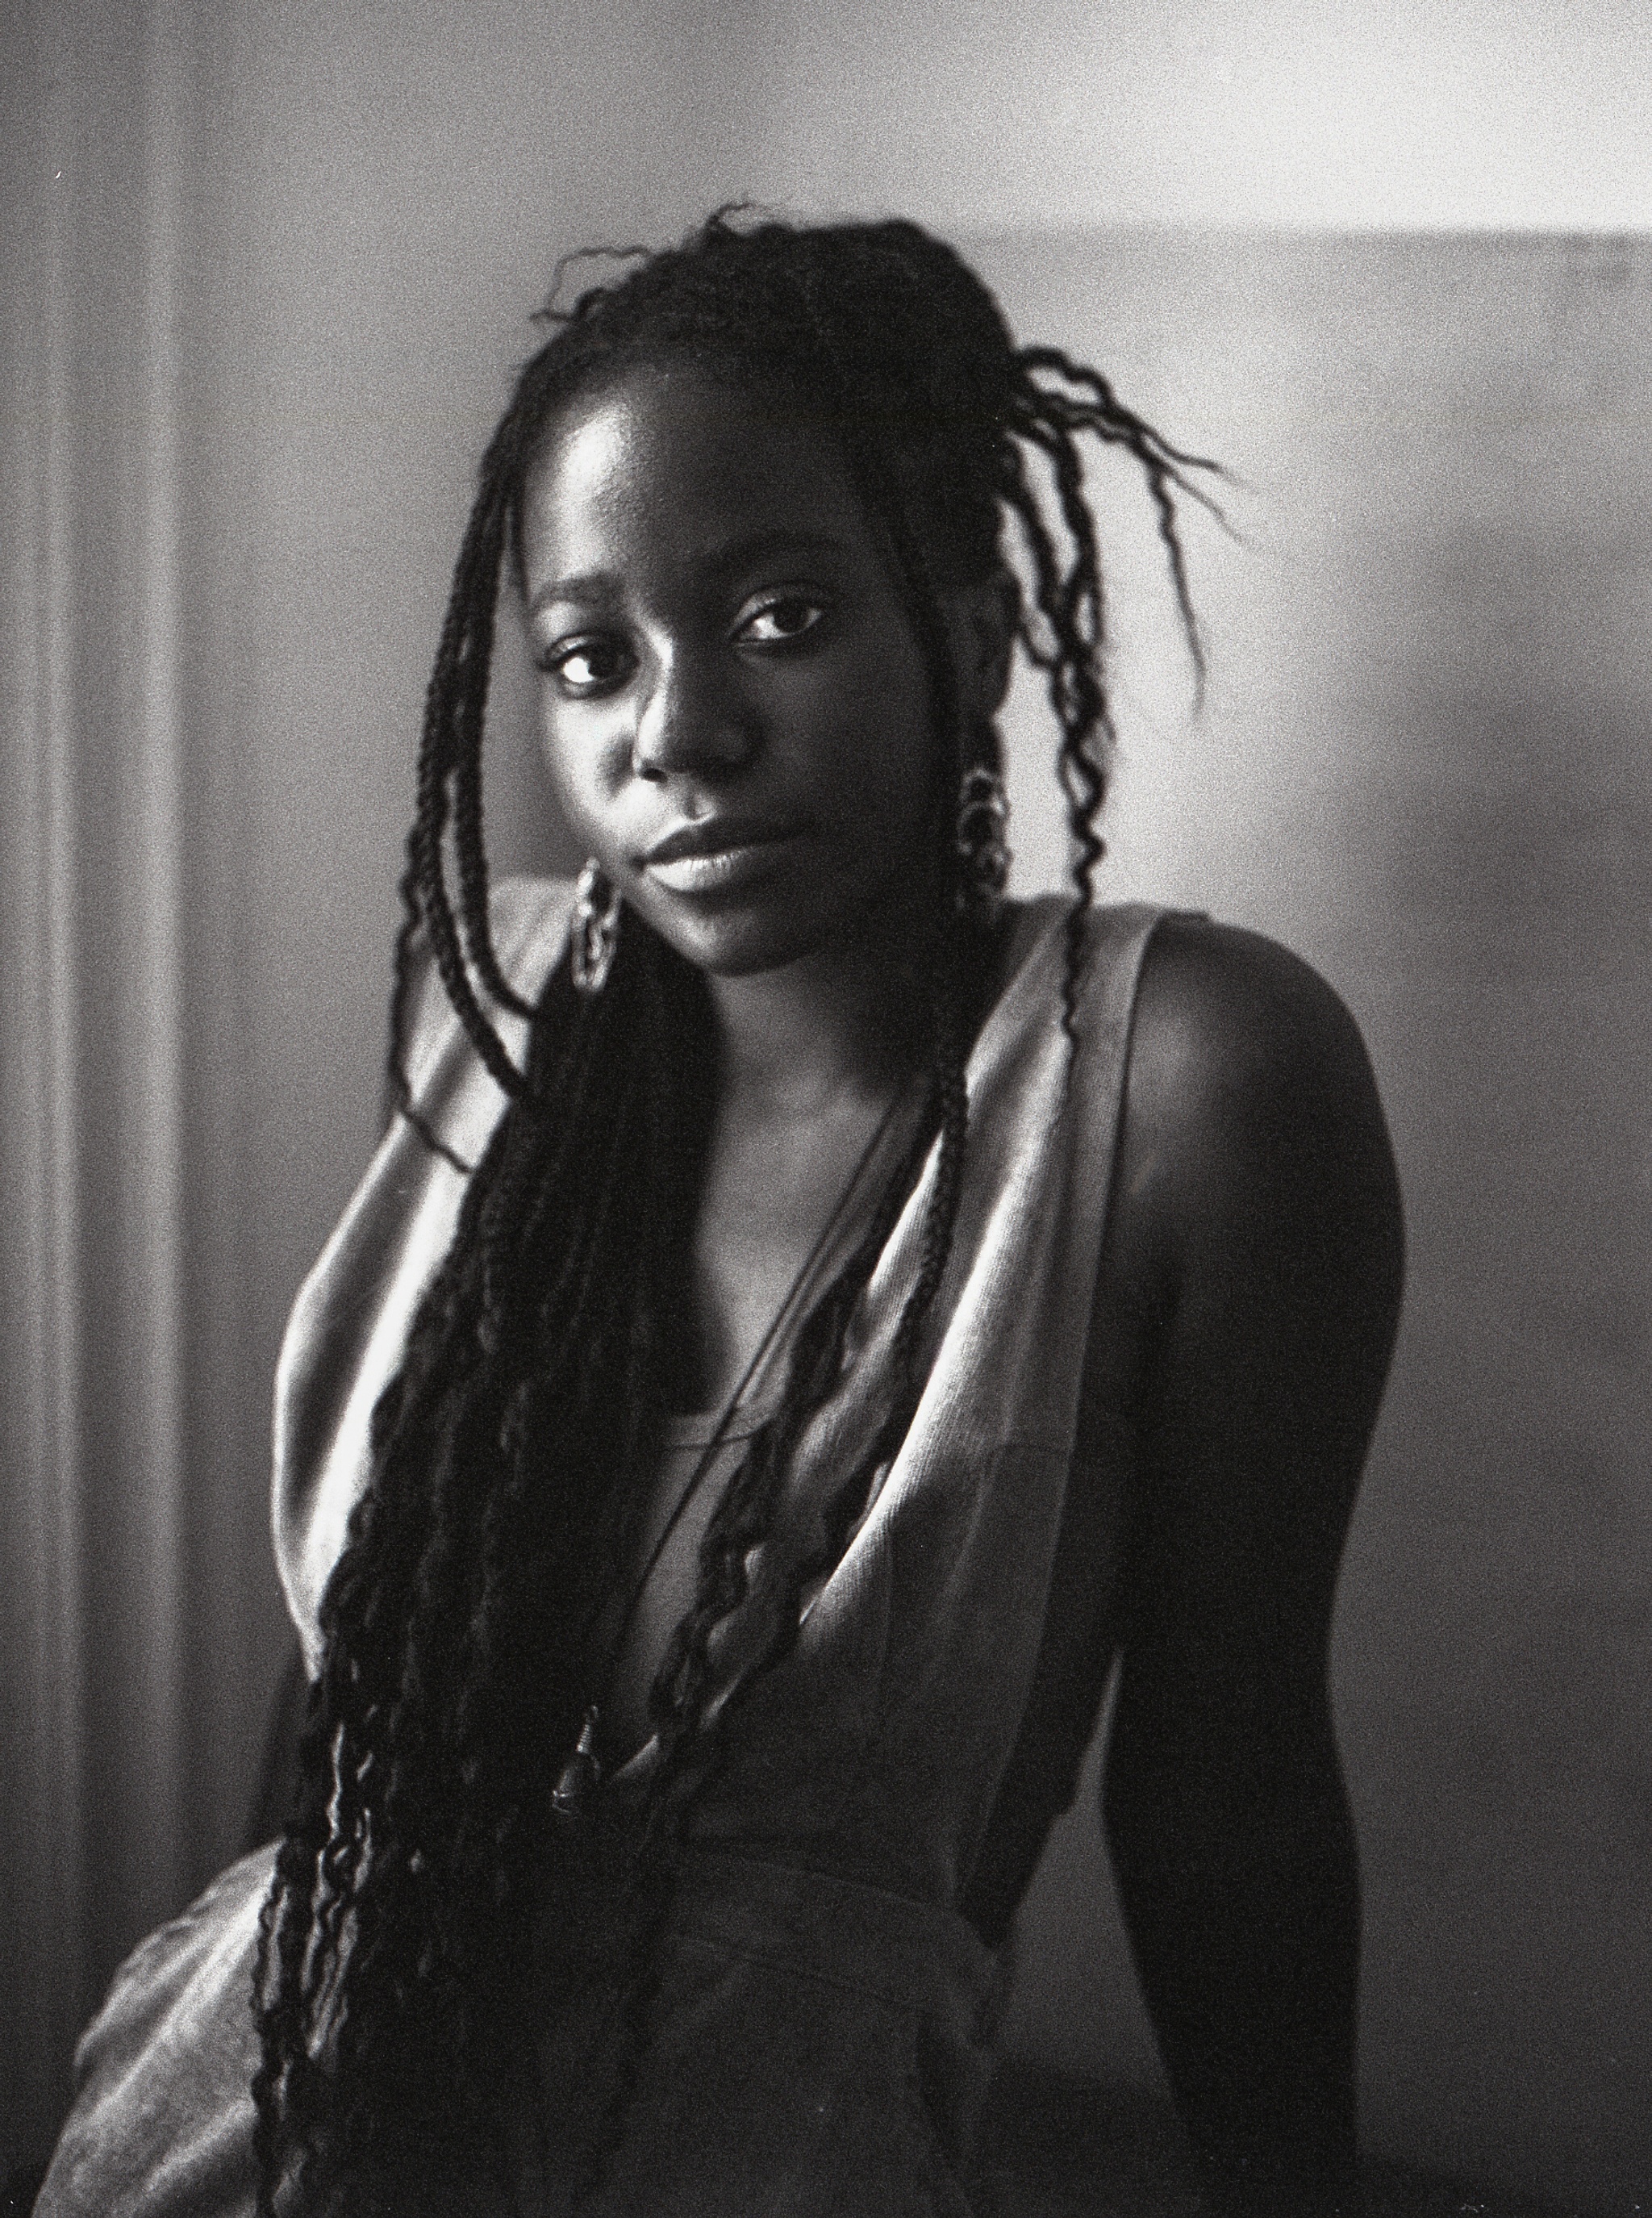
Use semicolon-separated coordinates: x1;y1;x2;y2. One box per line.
3;5;1646;2214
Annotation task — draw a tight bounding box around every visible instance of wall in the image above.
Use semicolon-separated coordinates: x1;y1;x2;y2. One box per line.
736;0;1652;231
4;0;1648;2204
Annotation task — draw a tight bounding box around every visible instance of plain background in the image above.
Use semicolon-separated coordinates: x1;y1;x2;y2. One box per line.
3;2;1649;2207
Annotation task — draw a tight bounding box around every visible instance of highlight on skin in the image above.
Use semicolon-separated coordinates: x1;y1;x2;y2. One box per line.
249;209;1217;2214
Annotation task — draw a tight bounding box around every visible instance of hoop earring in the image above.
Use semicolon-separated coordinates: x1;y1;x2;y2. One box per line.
955;766;1011;918
570;859;622;995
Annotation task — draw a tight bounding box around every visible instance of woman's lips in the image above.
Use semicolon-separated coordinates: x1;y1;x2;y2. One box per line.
640;819;807;896
645;837;801;896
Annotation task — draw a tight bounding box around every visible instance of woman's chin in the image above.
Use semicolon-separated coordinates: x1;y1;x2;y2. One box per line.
621;875;835;980
648;909;830;981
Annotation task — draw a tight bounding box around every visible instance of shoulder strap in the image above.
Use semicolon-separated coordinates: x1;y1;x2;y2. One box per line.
960;905;1187;1946
271;876;571;1672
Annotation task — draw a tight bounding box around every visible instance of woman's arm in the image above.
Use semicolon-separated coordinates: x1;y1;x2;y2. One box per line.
1094;918;1404;2216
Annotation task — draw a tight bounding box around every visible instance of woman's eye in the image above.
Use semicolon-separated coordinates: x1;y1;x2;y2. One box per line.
736;595;825;646
544;637;632;695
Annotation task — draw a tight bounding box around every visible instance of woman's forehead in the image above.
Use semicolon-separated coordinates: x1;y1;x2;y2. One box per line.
519;365;882;586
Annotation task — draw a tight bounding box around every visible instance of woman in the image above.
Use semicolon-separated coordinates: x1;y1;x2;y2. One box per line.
40;213;1403;2218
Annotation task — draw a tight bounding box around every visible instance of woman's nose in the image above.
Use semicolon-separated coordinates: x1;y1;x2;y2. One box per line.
630;651;757;782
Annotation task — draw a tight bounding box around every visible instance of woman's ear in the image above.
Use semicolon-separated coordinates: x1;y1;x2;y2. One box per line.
945;568;1020;725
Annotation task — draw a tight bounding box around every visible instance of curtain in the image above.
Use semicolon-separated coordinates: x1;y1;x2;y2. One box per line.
0;0;261;2157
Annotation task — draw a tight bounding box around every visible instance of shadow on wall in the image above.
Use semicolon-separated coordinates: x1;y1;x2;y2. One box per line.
966;231;1652;2216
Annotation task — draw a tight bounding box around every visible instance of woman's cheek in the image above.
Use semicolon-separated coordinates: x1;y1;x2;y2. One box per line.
540;708;629;822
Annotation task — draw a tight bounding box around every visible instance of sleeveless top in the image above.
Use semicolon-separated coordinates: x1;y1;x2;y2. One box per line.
39;884;1167;2218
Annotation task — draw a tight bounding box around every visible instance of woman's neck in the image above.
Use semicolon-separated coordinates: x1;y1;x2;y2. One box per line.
704;914;934;1123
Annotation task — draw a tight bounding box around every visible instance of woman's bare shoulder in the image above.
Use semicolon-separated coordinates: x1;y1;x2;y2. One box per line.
1105;913;1404;1330
1127;914;1385;1151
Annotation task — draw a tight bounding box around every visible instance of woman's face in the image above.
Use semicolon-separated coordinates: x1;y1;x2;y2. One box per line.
517;365;953;980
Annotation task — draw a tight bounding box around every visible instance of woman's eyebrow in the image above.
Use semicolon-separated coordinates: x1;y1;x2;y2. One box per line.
695;526;854;577
528;528;853;621
528;569;619;620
